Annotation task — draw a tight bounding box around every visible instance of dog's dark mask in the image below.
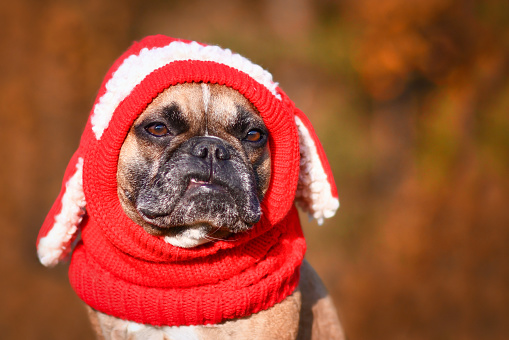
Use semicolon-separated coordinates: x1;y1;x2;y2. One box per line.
117;83;271;247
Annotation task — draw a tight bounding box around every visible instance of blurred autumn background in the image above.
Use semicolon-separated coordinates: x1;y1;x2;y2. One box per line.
1;0;508;339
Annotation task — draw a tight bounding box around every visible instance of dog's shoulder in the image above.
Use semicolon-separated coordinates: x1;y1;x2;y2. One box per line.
297;259;346;340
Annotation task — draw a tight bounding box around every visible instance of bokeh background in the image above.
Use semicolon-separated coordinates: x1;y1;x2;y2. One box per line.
1;0;508;339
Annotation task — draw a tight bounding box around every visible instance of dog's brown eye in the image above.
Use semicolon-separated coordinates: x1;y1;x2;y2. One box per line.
145;123;169;137
245;129;263;142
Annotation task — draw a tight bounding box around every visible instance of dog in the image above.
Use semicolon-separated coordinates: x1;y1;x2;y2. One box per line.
87;82;345;339
36;35;344;340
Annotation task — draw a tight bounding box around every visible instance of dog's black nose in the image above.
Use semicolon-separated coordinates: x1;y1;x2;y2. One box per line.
191;137;230;161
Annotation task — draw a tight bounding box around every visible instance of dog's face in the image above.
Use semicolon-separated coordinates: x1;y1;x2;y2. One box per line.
117;83;271;248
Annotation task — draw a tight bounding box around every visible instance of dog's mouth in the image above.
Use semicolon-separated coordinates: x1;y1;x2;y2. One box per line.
186;178;229;194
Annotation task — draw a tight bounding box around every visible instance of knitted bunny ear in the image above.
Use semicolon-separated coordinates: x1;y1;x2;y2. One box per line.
36;152;86;267
294;108;339;224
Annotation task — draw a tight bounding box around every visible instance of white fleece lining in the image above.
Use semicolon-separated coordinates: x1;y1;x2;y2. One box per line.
37;157;86;267
91;40;281;140
294;116;339;224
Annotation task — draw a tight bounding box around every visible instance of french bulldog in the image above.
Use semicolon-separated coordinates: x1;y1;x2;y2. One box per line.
86;82;345;339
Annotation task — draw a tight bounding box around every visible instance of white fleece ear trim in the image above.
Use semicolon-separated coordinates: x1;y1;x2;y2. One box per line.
91;40;281;139
37;157;86;267
294;116;339;224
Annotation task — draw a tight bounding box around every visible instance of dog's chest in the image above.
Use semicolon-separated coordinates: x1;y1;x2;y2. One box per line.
90;288;303;340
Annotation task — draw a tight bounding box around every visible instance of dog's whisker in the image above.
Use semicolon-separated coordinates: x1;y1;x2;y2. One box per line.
204;229;237;242
204;225;239;242
204;234;231;242
208;226;223;236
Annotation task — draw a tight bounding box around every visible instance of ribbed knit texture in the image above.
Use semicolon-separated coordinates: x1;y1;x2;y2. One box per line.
36;35;338;327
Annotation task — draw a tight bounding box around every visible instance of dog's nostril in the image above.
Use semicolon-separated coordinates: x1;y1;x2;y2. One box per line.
215;146;230;160
194;146;208;158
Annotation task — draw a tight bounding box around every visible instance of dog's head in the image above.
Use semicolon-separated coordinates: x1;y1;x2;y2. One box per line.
117;83;271;248
36;35;339;267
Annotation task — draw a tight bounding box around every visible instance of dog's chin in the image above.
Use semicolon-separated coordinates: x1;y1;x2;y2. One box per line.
139;221;241;248
162;224;222;248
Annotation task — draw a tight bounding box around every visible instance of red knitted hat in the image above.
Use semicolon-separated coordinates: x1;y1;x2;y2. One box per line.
36;35;339;326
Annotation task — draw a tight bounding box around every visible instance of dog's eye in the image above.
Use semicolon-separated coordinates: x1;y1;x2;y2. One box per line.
245;129;263;142
145;123;170;137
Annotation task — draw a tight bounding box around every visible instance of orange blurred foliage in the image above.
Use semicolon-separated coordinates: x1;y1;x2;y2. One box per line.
0;0;508;339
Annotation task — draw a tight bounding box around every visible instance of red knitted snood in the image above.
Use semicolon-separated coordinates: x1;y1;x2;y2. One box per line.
36;35;339;327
